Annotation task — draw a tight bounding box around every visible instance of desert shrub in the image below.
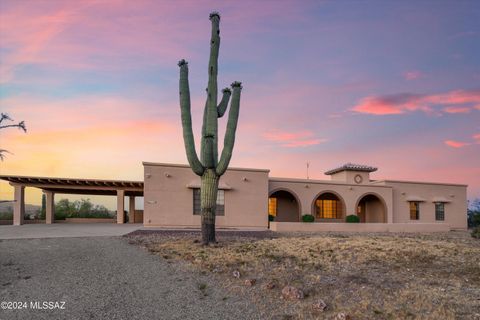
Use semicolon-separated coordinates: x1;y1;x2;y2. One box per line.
301;214;315;222
0;212;13;220
54;198;113;220
268;214;275;222
473;214;480;227
472;226;480;239
346;215;360;223
468;199;480;228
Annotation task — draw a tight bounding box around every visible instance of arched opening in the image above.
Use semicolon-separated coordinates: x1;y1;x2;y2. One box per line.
269;190;300;222
313;192;345;222
356;194;386;223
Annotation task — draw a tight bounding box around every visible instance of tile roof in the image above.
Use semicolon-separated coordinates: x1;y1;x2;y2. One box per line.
324;163;378;175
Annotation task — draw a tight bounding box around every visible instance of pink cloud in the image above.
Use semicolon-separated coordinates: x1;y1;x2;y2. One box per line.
473;134;480;144
403;70;422;80
443;106;471;114
444;140;469;148
0;1;210;84
0;95;170;131
263;130;326;148
0;0;309;84
352;93;427;115
282;140;325;147
352;89;480;115
444;133;480;148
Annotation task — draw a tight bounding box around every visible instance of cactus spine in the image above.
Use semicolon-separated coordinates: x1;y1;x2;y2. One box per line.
178;12;242;244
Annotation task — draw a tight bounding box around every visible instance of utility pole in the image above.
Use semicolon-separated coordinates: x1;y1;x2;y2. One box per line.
306;162;310;180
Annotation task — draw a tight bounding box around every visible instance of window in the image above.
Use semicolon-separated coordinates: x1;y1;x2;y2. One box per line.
315;192;343;219
409;202;419;220
435;203;445;221
193;189;225;216
316;199;341;219
268;198;277;216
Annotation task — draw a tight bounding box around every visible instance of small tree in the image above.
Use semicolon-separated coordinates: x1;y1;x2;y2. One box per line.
0;113;27;160
40;193;46;219
468;198;480;228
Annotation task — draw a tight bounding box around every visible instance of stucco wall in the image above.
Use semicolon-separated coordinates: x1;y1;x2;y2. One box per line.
275;195;300;222
330;171;371;185
269;178;394;222
270;222;451;233
143;163;269;229
373;180;468;230
142;163;467;231
365;198;385;223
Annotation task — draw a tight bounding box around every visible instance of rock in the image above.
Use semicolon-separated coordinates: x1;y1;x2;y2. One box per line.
281;285;304;300
333;312;351;320
312;299;327;312
244;279;256;286
263;281;276;290
232;270;241;278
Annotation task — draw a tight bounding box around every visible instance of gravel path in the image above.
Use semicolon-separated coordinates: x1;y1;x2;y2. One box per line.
0;237;261;320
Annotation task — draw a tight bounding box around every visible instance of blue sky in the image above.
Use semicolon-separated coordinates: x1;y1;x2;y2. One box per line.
0;0;479;207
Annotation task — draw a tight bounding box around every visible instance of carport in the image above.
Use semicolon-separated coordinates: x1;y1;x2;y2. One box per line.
0;175;143;225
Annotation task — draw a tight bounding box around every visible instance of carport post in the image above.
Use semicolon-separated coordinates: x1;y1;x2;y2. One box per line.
128;196;135;223
12;184;25;226
117;190;125;224
45;191;55;224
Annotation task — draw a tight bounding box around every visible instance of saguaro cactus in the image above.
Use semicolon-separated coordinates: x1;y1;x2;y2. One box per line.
178;12;242;244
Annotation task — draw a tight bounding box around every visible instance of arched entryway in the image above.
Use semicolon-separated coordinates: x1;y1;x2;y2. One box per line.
268;190;300;222
356;193;386;223
312;192;345;221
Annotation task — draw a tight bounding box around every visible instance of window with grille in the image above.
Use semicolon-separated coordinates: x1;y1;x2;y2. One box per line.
435;202;445;221
193;189;225;216
316;199;341;219
409;202;419;220
268;198;277;216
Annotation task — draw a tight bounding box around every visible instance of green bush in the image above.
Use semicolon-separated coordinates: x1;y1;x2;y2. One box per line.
346;215;360;223
54;198;114;220
301;214;314;223
268;214;275;222
472;226;480;239
0;212;13;220
473;214;480;227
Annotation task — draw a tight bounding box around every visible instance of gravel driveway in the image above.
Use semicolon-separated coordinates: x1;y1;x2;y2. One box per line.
0;237;261;320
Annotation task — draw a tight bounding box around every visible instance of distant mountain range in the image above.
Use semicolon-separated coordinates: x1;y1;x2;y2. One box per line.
0;202;41;214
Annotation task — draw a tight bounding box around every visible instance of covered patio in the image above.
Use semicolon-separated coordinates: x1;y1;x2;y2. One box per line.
0;175;143;225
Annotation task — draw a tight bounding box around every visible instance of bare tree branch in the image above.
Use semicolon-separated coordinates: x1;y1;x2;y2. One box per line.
0;122;27;132
0;113;27;161
0;113;13;124
0;149;13;161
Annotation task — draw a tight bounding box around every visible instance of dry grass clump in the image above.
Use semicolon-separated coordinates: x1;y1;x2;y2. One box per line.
128;231;480;319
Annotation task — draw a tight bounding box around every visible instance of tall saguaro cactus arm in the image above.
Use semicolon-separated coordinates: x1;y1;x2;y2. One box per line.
178;59;204;176
201;87;231;165
217;82;242;176
217;88;232;117
205;12;221;137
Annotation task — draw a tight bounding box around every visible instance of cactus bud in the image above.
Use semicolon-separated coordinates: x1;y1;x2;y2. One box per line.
231;81;242;89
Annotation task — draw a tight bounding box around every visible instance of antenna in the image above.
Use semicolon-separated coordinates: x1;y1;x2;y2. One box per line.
306;162;310;180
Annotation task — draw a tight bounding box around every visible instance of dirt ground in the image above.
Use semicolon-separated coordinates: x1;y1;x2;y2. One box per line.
127;230;480;320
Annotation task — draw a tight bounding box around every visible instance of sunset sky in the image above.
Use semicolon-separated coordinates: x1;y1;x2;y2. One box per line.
1;0;479;209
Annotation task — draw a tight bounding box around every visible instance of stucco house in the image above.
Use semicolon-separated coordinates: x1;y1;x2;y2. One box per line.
143;162;467;232
3;162;467;232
